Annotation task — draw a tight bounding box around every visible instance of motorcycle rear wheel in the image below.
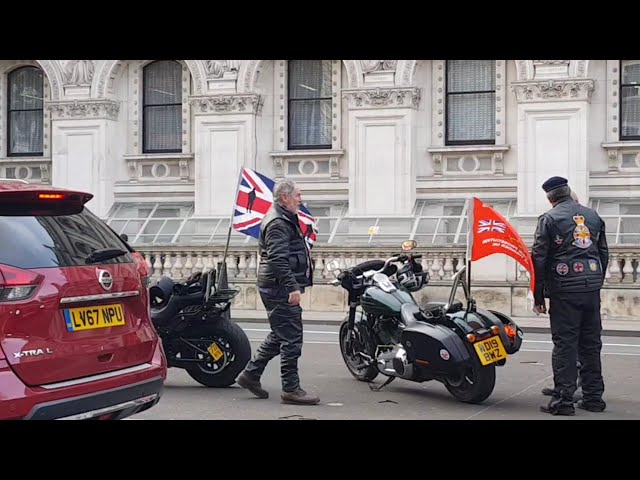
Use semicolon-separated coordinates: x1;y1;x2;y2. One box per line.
182;320;251;388
443;344;496;404
339;320;379;382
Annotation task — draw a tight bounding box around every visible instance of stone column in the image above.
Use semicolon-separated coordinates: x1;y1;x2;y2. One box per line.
189;94;264;216
512;73;595;214
342;87;421;216
47;99;120;217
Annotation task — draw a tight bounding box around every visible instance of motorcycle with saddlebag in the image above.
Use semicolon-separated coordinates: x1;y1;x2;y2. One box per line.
149;267;251;387
327;240;524;404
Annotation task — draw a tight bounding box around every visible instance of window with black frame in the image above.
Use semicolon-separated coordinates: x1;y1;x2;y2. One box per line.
288;60;332;150
445;60;496;146
621;61;640;140
142;60;182;154
7;66;44;157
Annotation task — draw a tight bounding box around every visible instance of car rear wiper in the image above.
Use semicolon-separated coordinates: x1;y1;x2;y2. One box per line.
85;248;127;264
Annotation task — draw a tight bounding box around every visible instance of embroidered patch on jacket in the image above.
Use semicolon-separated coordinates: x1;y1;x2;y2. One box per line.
554;234;563;245
556;263;569;275
573;261;585;273
572;215;593;249
588;259;599;271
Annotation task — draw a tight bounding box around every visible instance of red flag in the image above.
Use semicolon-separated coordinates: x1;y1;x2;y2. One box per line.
469;197;535;291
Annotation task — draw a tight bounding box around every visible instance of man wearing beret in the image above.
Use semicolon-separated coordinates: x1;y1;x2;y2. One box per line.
531;176;609;415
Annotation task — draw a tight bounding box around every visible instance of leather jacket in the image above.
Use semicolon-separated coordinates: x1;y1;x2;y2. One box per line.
257;203;313;293
532;197;609;304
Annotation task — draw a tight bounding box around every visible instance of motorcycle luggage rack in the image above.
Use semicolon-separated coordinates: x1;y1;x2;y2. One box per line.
205;288;240;305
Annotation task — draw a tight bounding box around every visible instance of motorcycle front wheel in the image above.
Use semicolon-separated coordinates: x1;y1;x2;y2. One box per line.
339;320;379;382
181;320;252;388
443;343;496;404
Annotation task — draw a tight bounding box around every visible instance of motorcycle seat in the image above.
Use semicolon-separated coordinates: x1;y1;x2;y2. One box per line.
422;301;463;315
151;290;205;326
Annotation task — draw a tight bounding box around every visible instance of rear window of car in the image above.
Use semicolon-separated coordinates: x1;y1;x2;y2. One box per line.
0;207;132;269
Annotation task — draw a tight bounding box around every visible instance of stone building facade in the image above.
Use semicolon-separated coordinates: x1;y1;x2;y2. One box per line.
1;59;638;319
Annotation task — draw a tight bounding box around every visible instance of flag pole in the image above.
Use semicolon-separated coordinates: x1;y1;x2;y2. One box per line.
218;164;245;289
466;196;474;311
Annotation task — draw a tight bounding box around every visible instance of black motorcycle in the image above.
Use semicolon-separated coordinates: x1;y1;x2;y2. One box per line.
149;268;251;388
327;240;524;404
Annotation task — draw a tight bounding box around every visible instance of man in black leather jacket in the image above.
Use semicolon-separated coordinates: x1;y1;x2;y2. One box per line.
235;180;319;405
532;176;609;415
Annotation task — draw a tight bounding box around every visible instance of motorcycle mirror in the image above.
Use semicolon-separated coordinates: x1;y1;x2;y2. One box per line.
325;259;343;278
401;239;417;252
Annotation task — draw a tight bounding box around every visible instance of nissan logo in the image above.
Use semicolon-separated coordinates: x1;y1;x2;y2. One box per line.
97;270;113;291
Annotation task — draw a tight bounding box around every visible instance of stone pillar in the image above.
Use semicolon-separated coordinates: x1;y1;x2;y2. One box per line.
48;99;120;217
189;94;264;216
512;75;595;214
342;87;421;216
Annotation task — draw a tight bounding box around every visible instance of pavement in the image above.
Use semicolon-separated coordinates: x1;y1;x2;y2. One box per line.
231;309;640;337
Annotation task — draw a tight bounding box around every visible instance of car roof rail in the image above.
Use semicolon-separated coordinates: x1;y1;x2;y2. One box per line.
0;178;29;184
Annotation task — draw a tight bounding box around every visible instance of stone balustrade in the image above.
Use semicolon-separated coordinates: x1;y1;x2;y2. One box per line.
136;245;640;320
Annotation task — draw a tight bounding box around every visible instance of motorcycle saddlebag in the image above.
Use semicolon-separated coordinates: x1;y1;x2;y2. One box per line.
401;322;471;374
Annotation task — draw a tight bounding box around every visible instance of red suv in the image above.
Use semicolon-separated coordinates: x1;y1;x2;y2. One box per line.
0;181;167;420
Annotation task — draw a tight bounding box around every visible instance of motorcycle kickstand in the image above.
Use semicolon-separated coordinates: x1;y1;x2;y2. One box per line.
369;376;395;392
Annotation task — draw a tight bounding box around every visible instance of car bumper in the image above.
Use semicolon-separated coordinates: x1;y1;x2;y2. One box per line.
0;340;166;420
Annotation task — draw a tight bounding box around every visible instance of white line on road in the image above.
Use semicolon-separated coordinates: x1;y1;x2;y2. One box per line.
465;373;554;420
242;328;640;349
246;339;640;356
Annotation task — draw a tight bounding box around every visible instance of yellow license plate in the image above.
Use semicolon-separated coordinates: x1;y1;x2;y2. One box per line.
208;343;224;361
473;335;508;366
64;304;126;332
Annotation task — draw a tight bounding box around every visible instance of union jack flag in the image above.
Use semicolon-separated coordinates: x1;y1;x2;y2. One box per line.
232;167;318;248
477;219;506;234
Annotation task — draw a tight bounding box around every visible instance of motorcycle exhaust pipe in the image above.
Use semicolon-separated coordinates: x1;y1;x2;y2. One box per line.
392;347;414;379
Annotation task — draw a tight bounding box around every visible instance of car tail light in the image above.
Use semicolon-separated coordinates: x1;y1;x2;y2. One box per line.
0;188;93;216
132;252;151;287
0;264;44;302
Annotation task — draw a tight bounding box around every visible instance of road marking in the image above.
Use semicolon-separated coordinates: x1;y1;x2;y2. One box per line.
243;328;640;349
246;339;640;356
465;373;554;420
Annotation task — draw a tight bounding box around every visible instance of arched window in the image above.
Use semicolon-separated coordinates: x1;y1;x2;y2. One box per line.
7;66;43;156
142;60;182;153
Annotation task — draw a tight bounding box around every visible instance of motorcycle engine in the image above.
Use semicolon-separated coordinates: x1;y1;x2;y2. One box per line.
373;316;403;345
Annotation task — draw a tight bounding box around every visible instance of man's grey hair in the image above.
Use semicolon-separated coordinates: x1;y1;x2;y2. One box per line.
570;190;579;203
273;179;297;204
547;185;572;204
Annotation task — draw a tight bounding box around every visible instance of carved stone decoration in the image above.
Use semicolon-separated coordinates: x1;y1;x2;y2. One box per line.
179;160;190;181
204;60;240;78
533;60;570;65
432;153;443;177
516;60;534;81
40;163;50;184
494;152;504;175
512;79;595;103
361;60;397;72
62;60;95;85
46;100;120;120
342;87;421;109
607;149;620;173
189;94;264;115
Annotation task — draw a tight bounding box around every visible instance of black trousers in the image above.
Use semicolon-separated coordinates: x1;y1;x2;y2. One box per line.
549;291;605;404
243;290;304;393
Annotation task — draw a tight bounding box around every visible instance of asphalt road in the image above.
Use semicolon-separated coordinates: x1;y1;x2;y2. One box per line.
131;323;640;420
